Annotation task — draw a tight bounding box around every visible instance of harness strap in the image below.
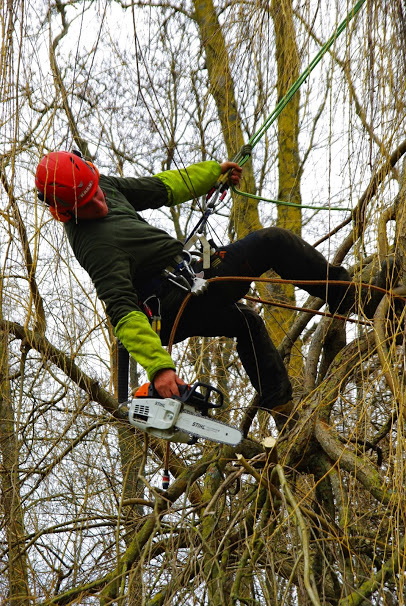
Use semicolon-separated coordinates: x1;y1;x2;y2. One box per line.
184;232;213;269
139;249;211;330
142;295;162;336
163;250;209;296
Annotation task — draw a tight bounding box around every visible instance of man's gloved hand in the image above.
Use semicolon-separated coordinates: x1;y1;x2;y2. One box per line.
220;161;242;185
153;368;186;398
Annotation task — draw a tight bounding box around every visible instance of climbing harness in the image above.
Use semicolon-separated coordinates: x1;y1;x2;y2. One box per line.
139;251;209;303
139;250;209;332
163;251;208;296
142;295;162;336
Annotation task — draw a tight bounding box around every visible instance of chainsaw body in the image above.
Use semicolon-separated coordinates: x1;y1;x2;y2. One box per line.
127;382;242;446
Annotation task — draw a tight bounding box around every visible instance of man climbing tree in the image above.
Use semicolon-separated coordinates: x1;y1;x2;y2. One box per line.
35;149;371;432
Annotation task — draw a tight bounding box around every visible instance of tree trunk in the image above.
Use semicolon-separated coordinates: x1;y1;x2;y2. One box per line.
192;0;260;239
193;0;303;368
0;279;30;604
269;0;303;370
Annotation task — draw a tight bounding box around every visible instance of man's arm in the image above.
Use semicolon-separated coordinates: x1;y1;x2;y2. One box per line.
115;310;175;379
154;161;221;206
155;160;242;206
115;162;241;395
81;249;180;390
102;161;241;212
115;312;186;397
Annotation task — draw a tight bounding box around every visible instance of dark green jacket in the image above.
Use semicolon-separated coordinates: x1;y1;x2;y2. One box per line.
65;161;222;380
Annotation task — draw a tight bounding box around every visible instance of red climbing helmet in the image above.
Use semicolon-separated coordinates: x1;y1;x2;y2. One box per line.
35;150;100;211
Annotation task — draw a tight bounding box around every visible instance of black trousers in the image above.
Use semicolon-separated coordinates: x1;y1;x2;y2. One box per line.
159;227;350;410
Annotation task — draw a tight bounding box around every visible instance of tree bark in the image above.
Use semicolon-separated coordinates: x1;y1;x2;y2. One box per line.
192;0;260;238
0;283;30;604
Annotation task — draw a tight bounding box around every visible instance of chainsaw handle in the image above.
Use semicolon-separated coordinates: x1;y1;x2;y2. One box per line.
136;381;224;412
178;382;224;410
145;382;190;399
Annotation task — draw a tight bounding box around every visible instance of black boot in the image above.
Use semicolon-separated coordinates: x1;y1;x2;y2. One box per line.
360;258;401;319
325;267;354;315
270;401;299;433
328;257;401;319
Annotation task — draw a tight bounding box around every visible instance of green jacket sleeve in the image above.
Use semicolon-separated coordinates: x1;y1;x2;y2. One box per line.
154;161;221;206
115;310;176;381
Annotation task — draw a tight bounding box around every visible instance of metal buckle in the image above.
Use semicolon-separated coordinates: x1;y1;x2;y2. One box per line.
163;250;208;296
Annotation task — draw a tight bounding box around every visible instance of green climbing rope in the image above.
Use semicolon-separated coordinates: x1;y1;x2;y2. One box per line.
230;191;352;213
230;0;367;212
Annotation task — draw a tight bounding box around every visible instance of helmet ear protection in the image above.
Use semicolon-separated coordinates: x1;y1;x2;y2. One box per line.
48;205;73;223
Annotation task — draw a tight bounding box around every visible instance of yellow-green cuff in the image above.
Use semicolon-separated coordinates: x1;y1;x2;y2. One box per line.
115;310;175;381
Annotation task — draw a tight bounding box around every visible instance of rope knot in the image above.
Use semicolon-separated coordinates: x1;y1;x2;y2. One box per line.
240;144;253;157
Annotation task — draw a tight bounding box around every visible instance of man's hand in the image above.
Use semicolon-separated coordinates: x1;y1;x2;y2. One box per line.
153;368;186;398
220;161;242;185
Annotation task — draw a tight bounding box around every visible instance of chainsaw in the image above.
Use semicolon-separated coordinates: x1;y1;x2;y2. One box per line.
126;381;242;446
